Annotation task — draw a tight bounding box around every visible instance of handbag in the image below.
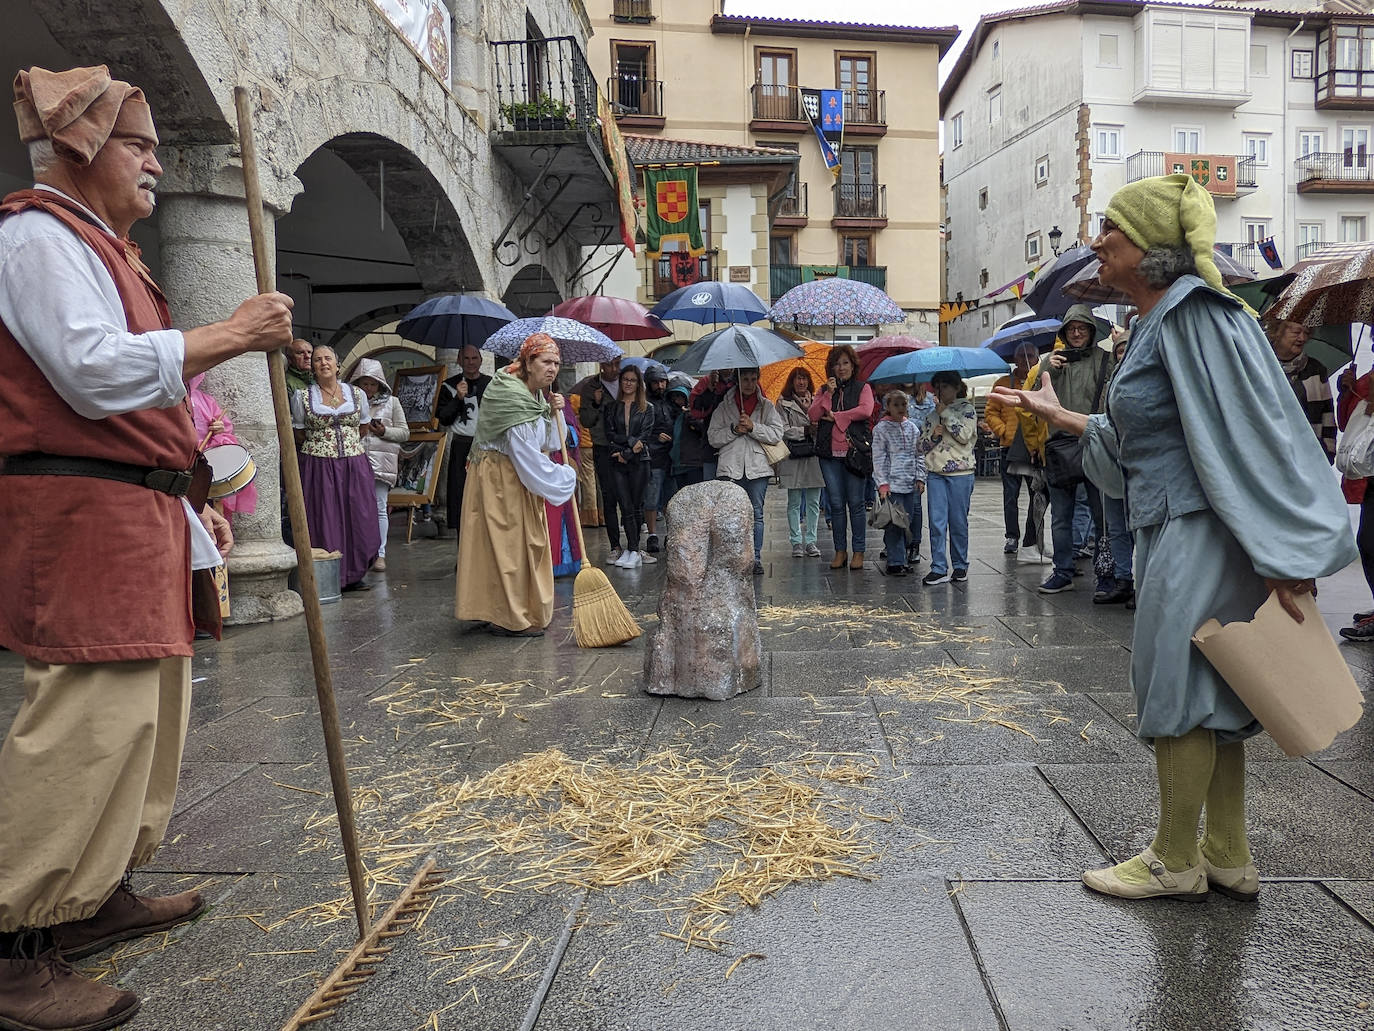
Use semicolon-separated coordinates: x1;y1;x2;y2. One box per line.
786;436;816;459
1041;354;1110;489
762;437;791;467
843;421;873;478
867;495;909;531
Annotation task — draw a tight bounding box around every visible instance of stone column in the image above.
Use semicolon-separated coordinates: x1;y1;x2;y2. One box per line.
156;148;303;624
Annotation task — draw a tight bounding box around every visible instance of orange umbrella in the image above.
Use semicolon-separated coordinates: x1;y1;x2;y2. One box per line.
759;340;830;399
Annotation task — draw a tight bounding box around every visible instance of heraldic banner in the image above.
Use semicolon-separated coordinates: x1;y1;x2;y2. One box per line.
643;166;705;257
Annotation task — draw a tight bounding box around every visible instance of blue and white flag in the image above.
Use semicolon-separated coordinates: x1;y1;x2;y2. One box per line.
801;89;841;177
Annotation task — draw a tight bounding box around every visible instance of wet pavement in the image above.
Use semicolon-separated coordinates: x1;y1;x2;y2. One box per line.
3;486;1372;1030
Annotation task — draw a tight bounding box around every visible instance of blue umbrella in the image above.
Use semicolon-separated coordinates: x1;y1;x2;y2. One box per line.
980;317;1063;360
396;294;517;351
650;282;770;325
484;316;622;364
669;325;805;375
868;347;1009;385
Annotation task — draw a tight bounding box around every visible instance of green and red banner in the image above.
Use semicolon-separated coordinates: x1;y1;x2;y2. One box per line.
643;165;704;258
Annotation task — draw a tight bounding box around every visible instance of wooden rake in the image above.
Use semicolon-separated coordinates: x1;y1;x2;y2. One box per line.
231;85;443;1028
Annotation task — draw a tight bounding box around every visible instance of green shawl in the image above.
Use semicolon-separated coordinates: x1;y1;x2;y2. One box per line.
471;368;550;449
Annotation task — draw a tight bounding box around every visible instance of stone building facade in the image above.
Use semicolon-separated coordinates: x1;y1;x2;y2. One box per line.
3;0;619;621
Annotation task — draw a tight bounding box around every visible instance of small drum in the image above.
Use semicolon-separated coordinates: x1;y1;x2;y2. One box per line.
205;443;257;499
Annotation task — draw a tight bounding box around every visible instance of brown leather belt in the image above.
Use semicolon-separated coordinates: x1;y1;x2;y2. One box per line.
1;452;200;500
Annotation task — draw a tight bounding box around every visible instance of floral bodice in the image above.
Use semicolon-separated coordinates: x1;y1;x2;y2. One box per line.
292;384;371;459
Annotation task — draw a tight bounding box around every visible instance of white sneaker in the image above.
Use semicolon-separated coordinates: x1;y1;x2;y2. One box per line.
1018;546;1052;565
639;551;658;564
626;551;643;569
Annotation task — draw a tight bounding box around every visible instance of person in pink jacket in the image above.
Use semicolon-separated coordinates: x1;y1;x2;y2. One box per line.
809;344;874;569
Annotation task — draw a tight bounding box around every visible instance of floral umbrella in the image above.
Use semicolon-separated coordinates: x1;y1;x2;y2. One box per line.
1267;242;1374;327
769;278;904;327
855;336;936;382
484;316;622;364
758;340;830;399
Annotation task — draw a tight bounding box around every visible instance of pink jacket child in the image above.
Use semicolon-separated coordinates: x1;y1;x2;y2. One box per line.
189;373;257;517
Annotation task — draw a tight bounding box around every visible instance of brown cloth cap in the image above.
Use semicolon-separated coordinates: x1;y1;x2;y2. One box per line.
13;65;158;167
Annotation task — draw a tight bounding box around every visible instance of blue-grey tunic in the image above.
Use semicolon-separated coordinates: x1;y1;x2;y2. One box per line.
1082;275;1358;742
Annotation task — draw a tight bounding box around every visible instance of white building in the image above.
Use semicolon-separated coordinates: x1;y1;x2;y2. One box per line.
941;0;1374;346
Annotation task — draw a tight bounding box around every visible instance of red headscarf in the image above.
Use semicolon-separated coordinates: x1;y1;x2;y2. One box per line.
508;332;560;376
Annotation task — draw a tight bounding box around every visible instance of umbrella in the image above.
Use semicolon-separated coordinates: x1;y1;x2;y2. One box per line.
979;317;1063;360
396;294;516;351
1231;275;1297;320
769;278;904;326
649;282;770;325
758;340;830;399
1062;248;1257;306
549;295;670;342
484;316;622;364
1302;324;1358;374
855;336;936;382
1022;244;1099;319
867;347;1010;385
1266;243;1374;327
669;325;806;376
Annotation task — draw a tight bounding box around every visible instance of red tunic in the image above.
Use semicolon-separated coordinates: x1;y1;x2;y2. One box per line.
0;190;197;663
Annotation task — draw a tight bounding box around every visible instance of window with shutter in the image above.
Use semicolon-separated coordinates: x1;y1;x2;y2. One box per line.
1182;23;1214;92
1215;25;1248;93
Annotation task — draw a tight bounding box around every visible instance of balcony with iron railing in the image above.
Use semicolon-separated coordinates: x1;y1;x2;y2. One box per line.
607;75;664;129
1124;151;1258;193
613;0;654;22
1296;240;1333;261
488;36;619;260
770;264;887;299
1295;152;1374;193
775;182;807;225
648;250;720;300
832;182;887;226
842;90;887;136
750;83;804;129
1215;242;1261;272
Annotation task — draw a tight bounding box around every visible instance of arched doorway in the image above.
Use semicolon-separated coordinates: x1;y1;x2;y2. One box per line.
502;264;563;317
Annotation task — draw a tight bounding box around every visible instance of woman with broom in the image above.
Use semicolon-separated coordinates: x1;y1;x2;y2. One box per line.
456;333;576;637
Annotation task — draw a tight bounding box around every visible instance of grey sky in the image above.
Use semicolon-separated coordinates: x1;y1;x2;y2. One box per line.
726;0;1011;79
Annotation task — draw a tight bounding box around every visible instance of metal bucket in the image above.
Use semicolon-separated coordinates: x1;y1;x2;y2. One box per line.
289;554;341;605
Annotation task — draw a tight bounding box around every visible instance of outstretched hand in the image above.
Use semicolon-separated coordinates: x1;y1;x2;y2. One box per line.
989;369;1063;423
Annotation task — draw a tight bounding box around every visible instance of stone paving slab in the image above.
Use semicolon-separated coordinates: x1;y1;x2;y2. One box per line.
1325;880;1374;924
1040;761;1374;878
645;695;887;765
535;872;1000;1031
956;880;1374;1030
768;647;959;697
941;642;1133;694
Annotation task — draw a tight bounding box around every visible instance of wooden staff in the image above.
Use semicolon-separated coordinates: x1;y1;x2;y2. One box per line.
233;86;371;939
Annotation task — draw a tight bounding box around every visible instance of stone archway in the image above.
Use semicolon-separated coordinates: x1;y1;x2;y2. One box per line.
502;264;564;317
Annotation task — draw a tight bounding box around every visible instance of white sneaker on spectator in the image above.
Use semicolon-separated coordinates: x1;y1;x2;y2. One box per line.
626;551;643;569
1018;546;1052;565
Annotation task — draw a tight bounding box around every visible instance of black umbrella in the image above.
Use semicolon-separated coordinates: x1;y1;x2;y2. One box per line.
669;325;805;375
1021;244;1099;320
396;294;517;351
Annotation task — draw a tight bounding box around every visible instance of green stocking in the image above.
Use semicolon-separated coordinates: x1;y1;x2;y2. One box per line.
1201;739;1251;868
1110;725;1215;884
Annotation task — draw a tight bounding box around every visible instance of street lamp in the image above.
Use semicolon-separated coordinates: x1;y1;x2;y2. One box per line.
1048;225;1063;256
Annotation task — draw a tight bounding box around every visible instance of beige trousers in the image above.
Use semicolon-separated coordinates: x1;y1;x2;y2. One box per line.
0;656;191;931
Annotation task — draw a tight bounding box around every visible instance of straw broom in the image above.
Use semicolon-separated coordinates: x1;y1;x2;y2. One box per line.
556;411;640;647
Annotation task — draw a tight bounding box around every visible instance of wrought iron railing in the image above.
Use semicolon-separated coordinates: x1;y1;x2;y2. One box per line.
1125;151;1259;189
843;89;886;125
769;264;887;299
1294;151;1374;184
613;0;654;20
490;36;600;147
751;82;802;122
649;251;719;300
833;182;886;219
1295;240;1333;261
778;181;807;219
607;75;663;117
1216;242;1261;272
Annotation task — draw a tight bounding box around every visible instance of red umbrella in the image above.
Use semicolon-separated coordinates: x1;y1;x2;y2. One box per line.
855;335;936;382
549;295;670;342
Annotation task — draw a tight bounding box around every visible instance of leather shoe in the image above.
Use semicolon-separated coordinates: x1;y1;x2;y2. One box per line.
829;550;848;569
1202;854;1259;901
1081;847;1208;902
0;939;140;1031
53;878;206;961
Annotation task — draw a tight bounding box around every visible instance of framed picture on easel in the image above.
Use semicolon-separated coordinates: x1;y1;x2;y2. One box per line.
388;431;448;542
391;364;447;429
